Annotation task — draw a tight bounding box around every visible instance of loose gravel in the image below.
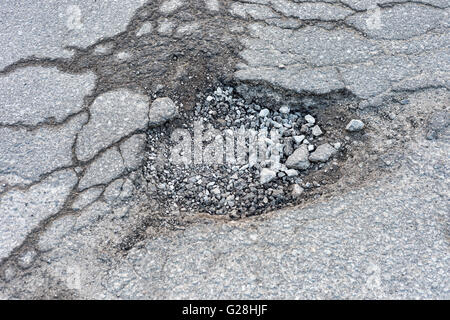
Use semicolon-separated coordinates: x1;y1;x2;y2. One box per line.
144;85;355;218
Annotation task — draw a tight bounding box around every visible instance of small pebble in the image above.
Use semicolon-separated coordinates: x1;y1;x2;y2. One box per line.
311;125;323;136
279;106;290;114
345;119;365;132
260;168;277;184
291;184;304;197
305;115;315;124
259;109;270;117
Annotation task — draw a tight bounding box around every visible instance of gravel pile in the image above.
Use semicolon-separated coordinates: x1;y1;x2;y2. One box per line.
144;86;359;218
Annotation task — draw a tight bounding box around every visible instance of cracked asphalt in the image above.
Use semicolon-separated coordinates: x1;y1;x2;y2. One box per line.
0;0;449;299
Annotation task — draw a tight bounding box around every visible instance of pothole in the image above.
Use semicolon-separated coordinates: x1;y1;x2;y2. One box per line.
142;83;365;219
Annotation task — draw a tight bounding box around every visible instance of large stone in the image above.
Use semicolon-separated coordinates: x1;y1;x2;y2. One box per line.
260;168;277;184
346;119;365;132
305;115;315;125
0;169;77;260
0;67;95;126
309;143;337;163
285;145;310;170
148;97;178;127
76;89;149;162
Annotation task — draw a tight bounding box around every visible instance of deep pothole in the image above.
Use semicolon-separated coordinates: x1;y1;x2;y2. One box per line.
142;83;365;218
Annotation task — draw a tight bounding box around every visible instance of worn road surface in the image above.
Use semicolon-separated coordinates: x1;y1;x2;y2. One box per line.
0;0;449;299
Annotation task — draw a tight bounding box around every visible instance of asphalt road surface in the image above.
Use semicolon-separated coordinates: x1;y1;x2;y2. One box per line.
0;0;449;299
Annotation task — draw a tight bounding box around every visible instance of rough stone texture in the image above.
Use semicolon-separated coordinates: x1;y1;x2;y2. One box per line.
236;64;345;95
78;147;125;191
309;143;337;163
0;113;87;186
160;0;184;14
0;67;95;126
0;169;77;260
346;119;365;132
205;0;220;12
235;3;449;99
120;134;146;171
269;0;353;21
73;201;112;232
340;56;420;99
72;187;104;211
148;97;178;127
2;266;16;283
305;115;315;125
17;250;37;269
426;110;449;140
345;4;446;40
293;135;305;144
311;125;323;136
102;177;134;205
136;22;153;37
119;179;135;201
285;145;310;170
37;215;77;252
341;0;449;10
76;89;149;162
291;184;304;197
93;42;115;55
157;19;176;35
0;0;146;70
230;3;280;20
103;179;122;203
260;168;277;184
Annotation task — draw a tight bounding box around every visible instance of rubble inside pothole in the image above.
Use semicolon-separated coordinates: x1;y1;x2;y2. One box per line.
144;85;364;218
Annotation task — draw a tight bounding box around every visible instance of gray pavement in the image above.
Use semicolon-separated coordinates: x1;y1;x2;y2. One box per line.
0;0;449;299
0;0;146;70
